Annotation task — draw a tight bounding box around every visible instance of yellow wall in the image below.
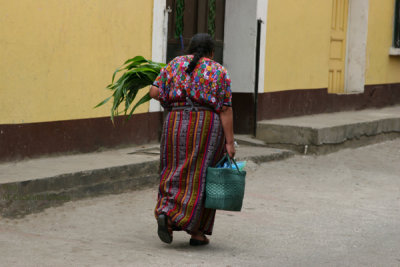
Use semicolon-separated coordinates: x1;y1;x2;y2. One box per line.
365;0;400;85
0;0;153;124
264;0;332;93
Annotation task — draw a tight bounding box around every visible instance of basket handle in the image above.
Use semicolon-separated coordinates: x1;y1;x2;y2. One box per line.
227;155;242;174
215;154;242;173
215;154;229;167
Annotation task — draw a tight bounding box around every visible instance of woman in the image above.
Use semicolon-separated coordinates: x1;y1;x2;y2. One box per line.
149;33;235;246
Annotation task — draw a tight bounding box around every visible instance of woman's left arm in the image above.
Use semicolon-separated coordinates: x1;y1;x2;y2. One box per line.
149;85;160;100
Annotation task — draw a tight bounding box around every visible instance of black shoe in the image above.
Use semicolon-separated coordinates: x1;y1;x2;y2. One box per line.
189;237;209;246
157;214;173;244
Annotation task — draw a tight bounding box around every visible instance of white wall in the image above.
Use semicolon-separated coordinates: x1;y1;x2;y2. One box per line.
256;0;268;93
345;0;369;94
223;0;258;93
150;0;168;112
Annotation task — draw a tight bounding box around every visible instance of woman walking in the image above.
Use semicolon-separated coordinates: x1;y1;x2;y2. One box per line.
149;33;235;246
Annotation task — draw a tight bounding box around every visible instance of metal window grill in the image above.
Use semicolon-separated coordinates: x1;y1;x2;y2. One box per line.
208;0;216;38
395;0;400;48
175;0;185;39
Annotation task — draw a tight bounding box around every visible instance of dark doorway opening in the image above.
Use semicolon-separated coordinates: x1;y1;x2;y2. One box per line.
166;0;226;64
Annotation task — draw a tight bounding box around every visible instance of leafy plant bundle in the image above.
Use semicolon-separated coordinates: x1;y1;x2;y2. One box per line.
96;56;166;121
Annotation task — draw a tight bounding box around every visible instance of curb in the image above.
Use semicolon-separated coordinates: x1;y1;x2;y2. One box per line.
0;160;159;218
237;150;294;164
0;147;293;218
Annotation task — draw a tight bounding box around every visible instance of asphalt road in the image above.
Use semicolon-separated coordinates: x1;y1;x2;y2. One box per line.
1;140;400;266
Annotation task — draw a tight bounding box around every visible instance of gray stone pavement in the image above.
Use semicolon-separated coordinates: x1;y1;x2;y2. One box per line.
1;140;399;266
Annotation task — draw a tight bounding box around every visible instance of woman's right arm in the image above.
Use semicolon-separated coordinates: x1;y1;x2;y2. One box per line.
149;85;159;100
219;106;235;158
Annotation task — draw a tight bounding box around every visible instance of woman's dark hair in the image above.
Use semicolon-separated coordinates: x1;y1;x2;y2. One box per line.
186;33;215;74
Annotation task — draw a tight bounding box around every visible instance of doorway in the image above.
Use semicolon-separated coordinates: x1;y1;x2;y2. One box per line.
166;0;226;64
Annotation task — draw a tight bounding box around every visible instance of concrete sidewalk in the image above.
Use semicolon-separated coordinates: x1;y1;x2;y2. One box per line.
257;105;400;154
0;140;293;218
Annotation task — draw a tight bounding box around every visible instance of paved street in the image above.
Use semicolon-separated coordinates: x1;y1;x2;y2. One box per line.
1;140;400;266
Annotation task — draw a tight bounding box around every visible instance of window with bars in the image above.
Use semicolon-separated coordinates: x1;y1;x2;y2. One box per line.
394;0;400;48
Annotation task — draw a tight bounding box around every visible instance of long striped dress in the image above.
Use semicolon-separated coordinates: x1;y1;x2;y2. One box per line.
155;110;225;234
153;55;232;235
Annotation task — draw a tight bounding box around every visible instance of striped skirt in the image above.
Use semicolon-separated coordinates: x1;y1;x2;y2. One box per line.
154;110;225;235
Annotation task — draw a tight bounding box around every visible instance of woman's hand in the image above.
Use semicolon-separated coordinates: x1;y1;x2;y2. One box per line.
226;142;236;159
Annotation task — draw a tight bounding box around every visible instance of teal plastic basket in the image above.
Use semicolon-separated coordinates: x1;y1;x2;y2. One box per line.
205;155;246;211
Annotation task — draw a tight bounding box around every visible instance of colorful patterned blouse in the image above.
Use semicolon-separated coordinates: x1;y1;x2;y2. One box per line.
153;55;232;113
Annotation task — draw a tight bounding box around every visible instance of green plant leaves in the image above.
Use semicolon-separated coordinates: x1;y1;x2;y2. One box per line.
128;92;152;118
95;56;165;122
94;96;112;108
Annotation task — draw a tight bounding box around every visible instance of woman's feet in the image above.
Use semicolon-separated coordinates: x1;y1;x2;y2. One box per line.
157;214;173;244
189;233;210;246
157;217;210;246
